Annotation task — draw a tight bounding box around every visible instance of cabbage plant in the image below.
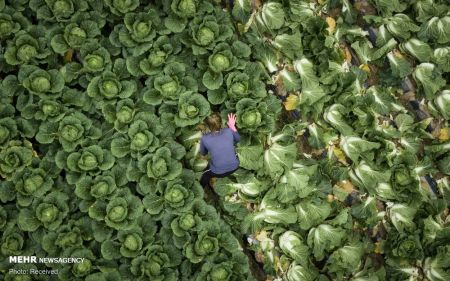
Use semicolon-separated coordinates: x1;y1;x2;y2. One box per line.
0;117;18;146
104;0;139;16
18;65;64;98
110;10;162;56
143;61;197;105
36;111;101;151
0;8;29;40
55;145;115;184
175;92;211;127
17;191;69;231
142;170;203;218
4;27;51;65
185;14;233;55
0;140;33;179
80;42;112;74
127;35;181;76
235;98;276;133
49;15;102;54
87;70;137;103
29;0;88;21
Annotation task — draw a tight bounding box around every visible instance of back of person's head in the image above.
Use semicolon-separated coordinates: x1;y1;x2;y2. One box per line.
203;112;222;133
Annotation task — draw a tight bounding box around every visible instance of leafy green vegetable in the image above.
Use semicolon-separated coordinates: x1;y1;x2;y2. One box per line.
1;1;448;280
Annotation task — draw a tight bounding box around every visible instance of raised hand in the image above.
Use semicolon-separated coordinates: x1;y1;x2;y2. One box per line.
227;113;237;132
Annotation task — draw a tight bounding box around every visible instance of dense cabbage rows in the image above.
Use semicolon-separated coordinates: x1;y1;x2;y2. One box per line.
222;1;450;280
0;0;449;281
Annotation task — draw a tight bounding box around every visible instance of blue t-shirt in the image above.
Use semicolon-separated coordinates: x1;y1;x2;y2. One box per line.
199;128;240;174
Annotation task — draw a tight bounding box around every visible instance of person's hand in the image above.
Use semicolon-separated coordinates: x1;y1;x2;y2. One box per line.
227;113;237;132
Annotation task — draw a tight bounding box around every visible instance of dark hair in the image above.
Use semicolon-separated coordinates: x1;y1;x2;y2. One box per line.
203;112;222;133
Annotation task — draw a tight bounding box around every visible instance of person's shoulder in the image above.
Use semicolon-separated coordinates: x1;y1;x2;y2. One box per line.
201;131;216;139
221;128;233;135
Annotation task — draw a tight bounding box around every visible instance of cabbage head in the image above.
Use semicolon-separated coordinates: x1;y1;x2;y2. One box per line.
4;28;51;65
110;10;160;56
130;244;178;280
0;11;28;40
184;230;219;263
87;70;137;102
175;92;211;127
56;145;115;181
18;65;64;98
17;191;69;232
171;0;198;18
142;170;203;217
80;42;112;74
14;168;53;204
88;188;144;231
208;43;237;73
385;231;424;260
104;0;139;15
187;15;232;54
0;140;33;180
138;147;182;182
1;225;25;256
235;98;275;133
143;62;197;105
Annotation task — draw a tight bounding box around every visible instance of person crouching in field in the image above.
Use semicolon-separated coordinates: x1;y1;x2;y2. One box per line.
198;112;240;193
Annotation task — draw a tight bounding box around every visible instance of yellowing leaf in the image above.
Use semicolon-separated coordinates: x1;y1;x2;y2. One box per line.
63;49;74;63
32;150;39;158
243;11;257;33
439;128;449;141
333;147;347;163
393;49;405;59
283;94;298;111
341;45;352;63
274;255;281;271
279;258;291;272
326;17;336;34
256;230;268;241
374;242;382;254
327;194;335;202
336;180;354;193
359;64;371;73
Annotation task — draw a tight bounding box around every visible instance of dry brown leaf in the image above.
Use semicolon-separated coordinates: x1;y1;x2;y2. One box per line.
251;0;263;10
255;251;265;263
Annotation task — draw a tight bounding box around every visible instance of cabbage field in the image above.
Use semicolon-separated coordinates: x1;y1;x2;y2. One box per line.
0;0;449;280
